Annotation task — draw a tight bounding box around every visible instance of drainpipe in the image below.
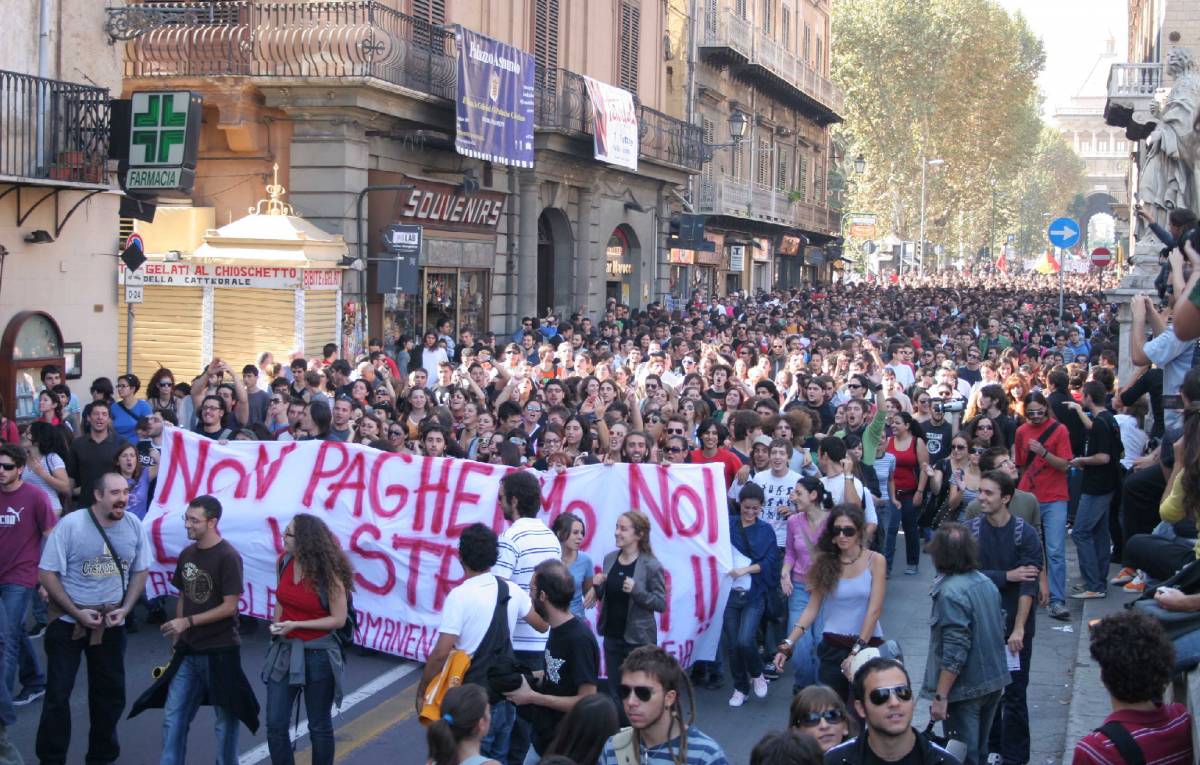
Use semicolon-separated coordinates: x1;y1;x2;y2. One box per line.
37;0;52;169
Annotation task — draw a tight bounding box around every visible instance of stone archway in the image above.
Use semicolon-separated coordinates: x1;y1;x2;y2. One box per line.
1084;192;1119;250
536;208;573;319
604;223;642;307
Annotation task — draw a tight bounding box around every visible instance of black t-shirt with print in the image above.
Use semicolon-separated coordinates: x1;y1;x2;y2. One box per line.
171;538;244;650
531;616;600;753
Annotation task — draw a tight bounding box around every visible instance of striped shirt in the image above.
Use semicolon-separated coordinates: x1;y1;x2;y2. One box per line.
599;726;729;765
1072;703;1193;765
494;516;561;652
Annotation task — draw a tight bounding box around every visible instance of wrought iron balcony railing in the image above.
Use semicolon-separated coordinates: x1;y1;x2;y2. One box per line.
110;1;456;100
0;70;110;185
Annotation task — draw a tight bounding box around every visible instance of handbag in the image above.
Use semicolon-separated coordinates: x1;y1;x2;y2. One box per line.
418;648;472;726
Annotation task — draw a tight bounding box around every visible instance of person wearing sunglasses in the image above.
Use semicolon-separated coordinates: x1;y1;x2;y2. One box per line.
920;524;1009;765
788;685;855;753
1013;392;1073;621
826;657;958;765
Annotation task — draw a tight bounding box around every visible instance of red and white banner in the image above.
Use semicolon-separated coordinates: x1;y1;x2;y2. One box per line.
119;262;342;290
583;76;639;171
145;428;732;667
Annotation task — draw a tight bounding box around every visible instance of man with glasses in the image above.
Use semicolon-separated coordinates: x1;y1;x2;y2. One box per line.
1014;393;1073;621
829;657;960;765
958;350;983;388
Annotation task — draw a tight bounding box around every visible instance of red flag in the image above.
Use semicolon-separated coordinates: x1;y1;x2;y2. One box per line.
1046;250;1061;272
996;252;1007;271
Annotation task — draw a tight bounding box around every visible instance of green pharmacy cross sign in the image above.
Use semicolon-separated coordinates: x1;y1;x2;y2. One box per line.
124;91;201;194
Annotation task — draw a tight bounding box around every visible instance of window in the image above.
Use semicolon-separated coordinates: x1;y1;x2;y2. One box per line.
756;140;771;187
732;141;745;180
411;0;446;24
619;0;640;94
776;146;790;192
796;156;808;202
761;0;772;35
816;36;823;74
803;24;811;63
534;0;560;94
736;0;748;20
781;6;791;51
702;118;715;194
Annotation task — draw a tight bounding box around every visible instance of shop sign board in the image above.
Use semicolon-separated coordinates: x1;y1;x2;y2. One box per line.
695;232;724;266
730;245;746;272
583;76;639;171
847;213;878;240
454;29;535;167
753;237;771;262
394;177;506;233
123;262;342;290
123;91;202;194
667;248;695;265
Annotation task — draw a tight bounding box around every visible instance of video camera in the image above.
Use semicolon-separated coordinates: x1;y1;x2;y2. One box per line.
932;399;966;414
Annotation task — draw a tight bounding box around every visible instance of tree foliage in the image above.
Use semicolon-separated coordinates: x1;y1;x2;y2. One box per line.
1010;128;1087;258
832;0;1081;264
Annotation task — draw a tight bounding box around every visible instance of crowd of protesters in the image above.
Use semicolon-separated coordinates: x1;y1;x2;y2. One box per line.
2;260;1200;765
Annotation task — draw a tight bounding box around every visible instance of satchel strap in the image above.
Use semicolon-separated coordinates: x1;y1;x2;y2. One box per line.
85;508;128;604
1095;721;1146;765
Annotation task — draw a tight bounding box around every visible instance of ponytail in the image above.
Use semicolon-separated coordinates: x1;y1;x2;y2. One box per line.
425;684;489;765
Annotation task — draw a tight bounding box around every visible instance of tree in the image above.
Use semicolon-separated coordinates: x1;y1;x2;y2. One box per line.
833;0;1048;263
1010;130;1087;258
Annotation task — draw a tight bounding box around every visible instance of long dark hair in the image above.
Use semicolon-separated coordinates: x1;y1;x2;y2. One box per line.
26;420;69;459
620;646;696;765
288;513;355;599
544;693;620;765
1177;369;1200;515
425;683;489;765
808;504;866;596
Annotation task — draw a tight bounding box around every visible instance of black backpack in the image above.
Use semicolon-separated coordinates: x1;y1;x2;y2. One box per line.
1091;410;1124;466
463;577;516;704
277;554;357;649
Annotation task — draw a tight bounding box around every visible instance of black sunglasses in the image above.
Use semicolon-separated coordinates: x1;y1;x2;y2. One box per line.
667;446;686;453
867;684;913;706
832;525;857;537
618;684;654;702
793;708;846;727
0;463;17;471
971;447;987;455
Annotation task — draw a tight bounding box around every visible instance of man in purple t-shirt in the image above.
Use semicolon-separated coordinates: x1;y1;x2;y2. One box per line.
0;442;57;714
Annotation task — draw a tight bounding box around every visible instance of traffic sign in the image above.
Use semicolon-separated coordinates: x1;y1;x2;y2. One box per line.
125;267;144;304
1047;217;1081;249
1090;247;1112;268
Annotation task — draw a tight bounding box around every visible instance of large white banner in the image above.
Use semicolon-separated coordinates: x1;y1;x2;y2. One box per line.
583;76;639;171
145;428;732;668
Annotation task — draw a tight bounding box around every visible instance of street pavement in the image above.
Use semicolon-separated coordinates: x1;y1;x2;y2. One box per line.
6;542;1101;765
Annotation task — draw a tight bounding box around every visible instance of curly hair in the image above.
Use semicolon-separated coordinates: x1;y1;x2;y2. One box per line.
289;513;355;598
808;504;866;596
1088;610;1175;703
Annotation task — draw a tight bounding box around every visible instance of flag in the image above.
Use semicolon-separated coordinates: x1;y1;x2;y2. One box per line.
996;252;1007;271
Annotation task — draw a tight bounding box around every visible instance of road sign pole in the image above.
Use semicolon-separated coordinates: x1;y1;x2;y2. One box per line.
1058;247;1065;324
126;303;134;375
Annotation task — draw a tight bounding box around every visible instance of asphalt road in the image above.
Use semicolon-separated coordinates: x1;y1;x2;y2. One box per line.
7;542;1086;765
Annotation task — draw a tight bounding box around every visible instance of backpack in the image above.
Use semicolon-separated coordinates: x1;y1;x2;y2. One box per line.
462;577;516;704
1094;410;1125;465
276;554;357;649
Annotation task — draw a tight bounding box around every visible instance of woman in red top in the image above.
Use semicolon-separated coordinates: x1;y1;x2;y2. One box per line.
267;513;354;765
884;412;929;576
689;418;744;489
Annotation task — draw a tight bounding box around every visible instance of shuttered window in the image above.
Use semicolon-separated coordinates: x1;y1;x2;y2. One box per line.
118;286;205;384
702;117;715;189
534;0;560;94
796;156;808;202
411;0;446;24
304;291;339;359
212;289;296;370
817;37;824;74
735;0;747;19
781;6;791;51
761;0;772;35
803;24;811;63
756;140;770;187
618;1;640;94
776;147;790;192
705;0;718;37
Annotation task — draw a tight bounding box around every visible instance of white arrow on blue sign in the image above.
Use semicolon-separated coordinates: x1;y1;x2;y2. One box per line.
1047;217;1081;249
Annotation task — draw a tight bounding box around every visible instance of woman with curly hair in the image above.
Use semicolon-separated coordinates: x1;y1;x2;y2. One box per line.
265;513;355;765
774;504;886;703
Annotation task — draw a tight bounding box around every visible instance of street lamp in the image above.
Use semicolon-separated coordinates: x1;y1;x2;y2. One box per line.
854;154;866;174
915;157;944;276
727;110;749;142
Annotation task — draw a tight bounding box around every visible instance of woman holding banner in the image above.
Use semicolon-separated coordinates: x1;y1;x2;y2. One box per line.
592;510;666;721
263;513;354;765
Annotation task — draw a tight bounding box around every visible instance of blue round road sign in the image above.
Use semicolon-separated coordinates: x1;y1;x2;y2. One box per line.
1047;217;1081;249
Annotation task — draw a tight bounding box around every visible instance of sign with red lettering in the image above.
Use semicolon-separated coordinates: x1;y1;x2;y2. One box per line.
130;263;342;290
145;428;731;667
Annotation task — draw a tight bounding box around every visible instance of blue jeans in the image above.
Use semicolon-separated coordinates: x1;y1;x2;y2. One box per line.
722;589;766;694
1072;493;1113;593
987;633;1033;765
885;494;919;572
265;649;335;765
1040;501;1068;605
161;653;239;765
481;700;517;760
1172;628;1200;671
0;584;45;698
946;689;1003;765
0;594;12;728
787;584;823;691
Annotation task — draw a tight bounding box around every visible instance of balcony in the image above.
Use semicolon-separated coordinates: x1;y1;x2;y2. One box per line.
0;70;111;187
699;11;843;124
1104;63;1163;138
697;175;791;225
109;1;456;101
535;68;704;172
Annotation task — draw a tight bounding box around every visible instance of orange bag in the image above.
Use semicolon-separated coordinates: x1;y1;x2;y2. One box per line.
418;649;472;726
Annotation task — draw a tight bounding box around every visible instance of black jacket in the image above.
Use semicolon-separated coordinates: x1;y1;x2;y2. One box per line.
129;643;260;733
824;729;962;765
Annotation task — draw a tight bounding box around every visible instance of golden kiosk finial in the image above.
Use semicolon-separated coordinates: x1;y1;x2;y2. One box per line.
250;164;295;216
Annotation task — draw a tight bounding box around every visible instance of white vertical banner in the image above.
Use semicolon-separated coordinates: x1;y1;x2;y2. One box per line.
583;76;639;171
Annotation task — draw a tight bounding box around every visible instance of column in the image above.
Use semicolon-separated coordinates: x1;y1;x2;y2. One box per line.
517;170;539;322
574;185;594;315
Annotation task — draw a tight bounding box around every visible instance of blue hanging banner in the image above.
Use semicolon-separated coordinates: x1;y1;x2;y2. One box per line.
454;28;535;168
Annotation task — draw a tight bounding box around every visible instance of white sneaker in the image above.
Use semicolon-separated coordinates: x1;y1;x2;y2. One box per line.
752;675;769;699
728;690;747;707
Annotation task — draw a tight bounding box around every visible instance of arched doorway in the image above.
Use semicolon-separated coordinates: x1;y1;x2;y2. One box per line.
537;208;573;318
604;224;641;306
1084;192;1119;252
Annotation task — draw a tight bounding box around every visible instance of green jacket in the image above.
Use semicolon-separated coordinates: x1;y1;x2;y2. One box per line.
834;403;887;466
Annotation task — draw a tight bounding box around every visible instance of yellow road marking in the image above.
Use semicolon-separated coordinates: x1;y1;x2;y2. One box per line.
296;683;420;765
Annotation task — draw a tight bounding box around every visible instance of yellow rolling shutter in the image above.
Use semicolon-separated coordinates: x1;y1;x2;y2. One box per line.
212;288;297;369
304;290;338;358
118;287;205;383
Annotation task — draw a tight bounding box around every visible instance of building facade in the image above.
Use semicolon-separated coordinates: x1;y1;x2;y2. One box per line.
0;1;120;418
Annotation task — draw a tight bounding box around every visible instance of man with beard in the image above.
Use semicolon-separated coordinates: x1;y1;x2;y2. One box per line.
152;495;257;764
504;559;599;760
68;402;127;509
36;472;151;765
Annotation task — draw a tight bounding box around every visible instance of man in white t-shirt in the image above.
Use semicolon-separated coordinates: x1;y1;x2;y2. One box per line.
817;436;878;543
417;523;547;758
750;439;802;549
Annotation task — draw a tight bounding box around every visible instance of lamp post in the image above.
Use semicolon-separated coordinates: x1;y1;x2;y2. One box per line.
916;156;944;276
